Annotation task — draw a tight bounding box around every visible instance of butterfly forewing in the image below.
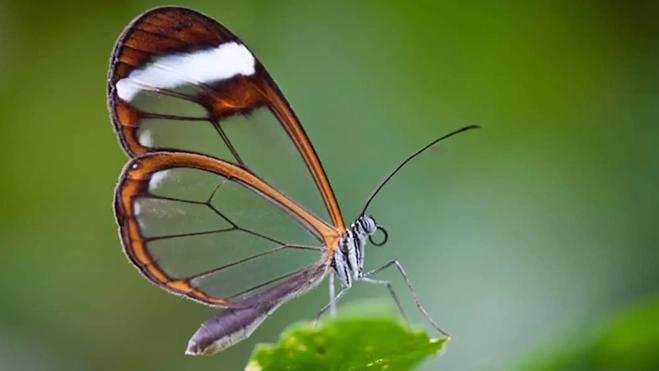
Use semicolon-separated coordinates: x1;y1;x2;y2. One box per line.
108;7;344;232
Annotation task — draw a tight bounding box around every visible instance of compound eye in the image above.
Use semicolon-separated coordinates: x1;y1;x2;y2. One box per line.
368;219;378;233
361;216;377;234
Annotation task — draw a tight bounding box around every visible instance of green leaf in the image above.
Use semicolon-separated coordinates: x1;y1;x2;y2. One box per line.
245;303;447;371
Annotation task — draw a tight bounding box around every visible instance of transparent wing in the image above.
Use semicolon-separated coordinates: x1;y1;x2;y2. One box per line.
107;6;345;232
115;152;337;306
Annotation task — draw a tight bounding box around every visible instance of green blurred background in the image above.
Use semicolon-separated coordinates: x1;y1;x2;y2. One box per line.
1;0;657;370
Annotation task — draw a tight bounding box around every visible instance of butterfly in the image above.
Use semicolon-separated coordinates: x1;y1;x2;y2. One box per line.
107;6;479;355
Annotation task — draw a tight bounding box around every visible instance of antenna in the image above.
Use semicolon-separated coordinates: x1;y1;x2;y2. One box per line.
360;125;480;216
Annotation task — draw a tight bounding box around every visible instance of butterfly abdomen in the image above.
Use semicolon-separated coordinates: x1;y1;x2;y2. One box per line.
186;304;271;355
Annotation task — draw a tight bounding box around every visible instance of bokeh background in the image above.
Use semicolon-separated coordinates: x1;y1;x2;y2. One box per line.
1;0;657;370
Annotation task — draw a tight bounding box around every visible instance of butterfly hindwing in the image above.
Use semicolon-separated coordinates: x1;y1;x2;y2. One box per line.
115;152;337;306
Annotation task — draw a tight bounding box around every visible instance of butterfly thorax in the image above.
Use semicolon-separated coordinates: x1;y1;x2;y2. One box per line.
332;215;378;288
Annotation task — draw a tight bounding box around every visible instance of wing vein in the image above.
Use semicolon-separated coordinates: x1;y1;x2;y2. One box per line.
141;113;210;121
212;118;245;166
224;266;310;301
183;245;287;281
143;227;236;242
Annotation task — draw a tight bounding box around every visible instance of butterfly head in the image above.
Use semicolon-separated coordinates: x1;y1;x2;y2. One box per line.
356;215;388;247
337;215;388;279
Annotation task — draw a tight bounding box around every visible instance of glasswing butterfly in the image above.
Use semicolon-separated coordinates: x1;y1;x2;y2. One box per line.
107;6;479;355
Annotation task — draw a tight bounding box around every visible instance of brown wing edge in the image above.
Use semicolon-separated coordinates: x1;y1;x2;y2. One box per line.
113;151;340;307
263;79;347;233
107;6;347;235
106;6;239;158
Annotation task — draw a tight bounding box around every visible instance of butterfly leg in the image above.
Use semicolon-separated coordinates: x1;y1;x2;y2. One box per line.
314;284;348;326
361;260;450;338
329;273;337;317
357;276;410;326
